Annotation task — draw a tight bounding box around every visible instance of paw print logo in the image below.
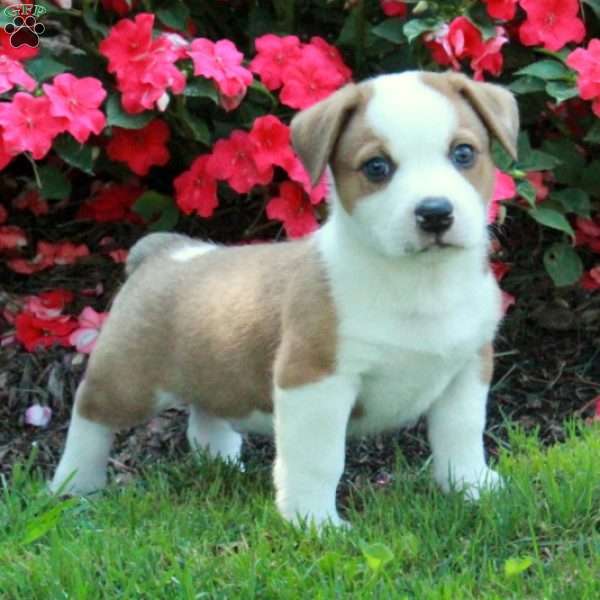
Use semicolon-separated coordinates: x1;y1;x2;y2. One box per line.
4;14;45;48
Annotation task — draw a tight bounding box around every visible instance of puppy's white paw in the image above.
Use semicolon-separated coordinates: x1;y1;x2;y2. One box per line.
49;468;106;496
282;510;351;531
461;467;504;501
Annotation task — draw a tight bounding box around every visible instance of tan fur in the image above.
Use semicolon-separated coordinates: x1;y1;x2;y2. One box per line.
479;343;494;384
290;83;361;186
77;240;337;427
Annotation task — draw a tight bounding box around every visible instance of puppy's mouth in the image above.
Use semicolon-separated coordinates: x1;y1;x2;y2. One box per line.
418;234;463;253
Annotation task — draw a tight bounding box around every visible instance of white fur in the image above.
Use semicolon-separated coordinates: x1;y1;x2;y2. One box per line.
50;387;114;495
187;405;242;462
273;375;358;527
170;244;215;262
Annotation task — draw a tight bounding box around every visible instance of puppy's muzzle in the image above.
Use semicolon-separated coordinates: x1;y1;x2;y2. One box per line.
414;197;454;234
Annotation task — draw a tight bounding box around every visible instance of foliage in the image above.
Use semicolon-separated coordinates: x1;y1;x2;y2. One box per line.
1;0;600;358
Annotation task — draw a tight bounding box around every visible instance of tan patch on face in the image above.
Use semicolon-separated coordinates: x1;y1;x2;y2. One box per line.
479;343;494;384
76;237;338;428
330;84;396;214
421;72;496;206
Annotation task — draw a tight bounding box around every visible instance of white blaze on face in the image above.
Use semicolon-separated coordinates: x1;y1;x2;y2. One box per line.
350;72;488;258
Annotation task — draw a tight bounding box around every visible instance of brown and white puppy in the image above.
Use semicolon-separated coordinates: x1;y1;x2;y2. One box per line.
51;71;518;528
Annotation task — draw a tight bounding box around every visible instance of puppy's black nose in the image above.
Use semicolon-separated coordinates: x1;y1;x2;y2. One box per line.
414;197;454;234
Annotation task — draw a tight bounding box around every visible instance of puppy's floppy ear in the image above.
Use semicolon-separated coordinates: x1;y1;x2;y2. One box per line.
290;83;361;186
450;73;519;161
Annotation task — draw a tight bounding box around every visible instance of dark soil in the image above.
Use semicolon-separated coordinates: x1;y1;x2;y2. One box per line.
1;199;599;490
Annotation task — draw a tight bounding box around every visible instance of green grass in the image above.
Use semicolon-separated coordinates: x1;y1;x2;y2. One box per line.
2;424;600;599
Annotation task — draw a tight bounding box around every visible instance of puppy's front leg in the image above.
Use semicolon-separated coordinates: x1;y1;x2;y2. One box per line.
427;348;502;500
273;375;358;528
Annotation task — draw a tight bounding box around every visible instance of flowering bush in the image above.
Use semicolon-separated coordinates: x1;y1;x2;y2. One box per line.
1;0;600;373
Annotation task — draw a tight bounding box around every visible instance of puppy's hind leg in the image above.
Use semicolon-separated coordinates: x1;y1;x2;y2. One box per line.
186;405;242;463
50;379;114;495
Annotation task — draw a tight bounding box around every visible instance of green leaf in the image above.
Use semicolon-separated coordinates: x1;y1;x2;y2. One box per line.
545;81;579;104
22;498;78;545
156;0;190;31
551;188;590;217
53;135;95;175
360;542;394;573
106;95;154;130
132;191;179;232
509;77;546;95
584;121;600;144
26;56;69;82
38;166;72;200
184;79;219;103
372;18;406;44
82;2;108;36
517;180;537;207
504;556;534;578
178;104;211;145
515;60;571;81
528;207;574;238
583;0;600;19
403;18;440;43
544;243;583;287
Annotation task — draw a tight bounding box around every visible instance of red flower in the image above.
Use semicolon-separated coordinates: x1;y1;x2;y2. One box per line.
174;155;219;217
99;13;185;114
0;128;14;171
7;241;89;274
380;1;407;18
426;18;506;79
0;93;64;159
106;120;170;176
187;38;253;101
266;181;319;239
100;0;136;15
250;34;302;91
483;0;517;20
77;184;144;223
491;261;511;282
567;40;600;118
15;312;77;352
308;37;353;82
526;172;550;203
0;30;38;61
43;74;107;143
0;204;6;224
581;266;600;291
0;55;36;94
0;225;27;251
489;170;516;222
519;0;585;52
24;289;74;319
248;115;293;172
575;216;600;253
207;130;273;194
13;190;49;216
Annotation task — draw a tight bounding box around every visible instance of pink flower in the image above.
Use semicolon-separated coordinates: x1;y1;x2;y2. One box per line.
99;13;185;114
0;129;15;170
25;404;52;427
250;34;302;91
380;1;407;18
43;74;107;143
106;120;171;176
308;37;353;82
0;55;36;94
567;40;600;117
266;181;319;238
489;169;516;222
7;241;90;274
174;155;219;217
483;0;517;20
207;130;273;194
519;0;585;52
471;28;508;80
526;172;550;203
188;38;253;99
69;306;109;354
0;94;64;159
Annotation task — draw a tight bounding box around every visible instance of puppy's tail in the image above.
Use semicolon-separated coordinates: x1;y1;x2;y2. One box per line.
126;233;212;276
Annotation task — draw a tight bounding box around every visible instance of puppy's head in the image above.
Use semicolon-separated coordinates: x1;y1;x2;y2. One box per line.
291;71;519;258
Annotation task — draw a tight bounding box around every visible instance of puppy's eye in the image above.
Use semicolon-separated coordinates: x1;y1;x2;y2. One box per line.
451;144;476;169
361;156;393;183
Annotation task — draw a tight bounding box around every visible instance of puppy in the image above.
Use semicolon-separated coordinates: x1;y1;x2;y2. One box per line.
51;71;518;527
